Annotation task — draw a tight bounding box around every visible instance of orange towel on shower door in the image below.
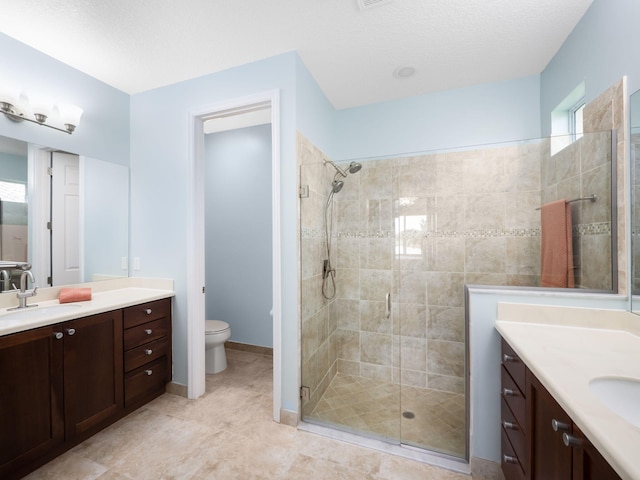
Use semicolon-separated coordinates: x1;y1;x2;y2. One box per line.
540;199;575;288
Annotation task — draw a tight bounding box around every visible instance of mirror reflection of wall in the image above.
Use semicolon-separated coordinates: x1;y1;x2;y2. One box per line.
630;89;640;305
0;134;130;293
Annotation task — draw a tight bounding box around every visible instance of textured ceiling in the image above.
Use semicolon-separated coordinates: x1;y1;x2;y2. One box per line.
0;0;593;109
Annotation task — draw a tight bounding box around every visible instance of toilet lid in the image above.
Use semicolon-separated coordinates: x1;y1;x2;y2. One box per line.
205;320;230;334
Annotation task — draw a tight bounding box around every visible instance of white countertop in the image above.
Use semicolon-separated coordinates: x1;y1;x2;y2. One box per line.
0;278;174;336
496;303;640;480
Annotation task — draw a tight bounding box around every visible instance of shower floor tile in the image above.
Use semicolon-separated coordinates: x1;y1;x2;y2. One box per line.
307;373;466;458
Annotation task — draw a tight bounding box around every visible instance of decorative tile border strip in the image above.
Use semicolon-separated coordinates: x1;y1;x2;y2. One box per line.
302;223;611;239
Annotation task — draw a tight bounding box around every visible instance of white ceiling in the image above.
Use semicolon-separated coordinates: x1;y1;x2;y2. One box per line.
0;0;593;110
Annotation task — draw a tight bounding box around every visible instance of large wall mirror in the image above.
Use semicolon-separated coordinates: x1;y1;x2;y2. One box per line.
631;89;640;312
0;134;129;292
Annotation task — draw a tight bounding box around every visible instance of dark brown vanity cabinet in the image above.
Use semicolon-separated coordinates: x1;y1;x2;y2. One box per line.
0;298;172;479
0;324;64;479
500;338;622;480
123;299;172;408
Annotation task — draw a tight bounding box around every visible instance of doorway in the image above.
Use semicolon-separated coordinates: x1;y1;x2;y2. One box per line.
187;91;282;422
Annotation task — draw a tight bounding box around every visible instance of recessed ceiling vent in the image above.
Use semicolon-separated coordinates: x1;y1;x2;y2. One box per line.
357;0;394;10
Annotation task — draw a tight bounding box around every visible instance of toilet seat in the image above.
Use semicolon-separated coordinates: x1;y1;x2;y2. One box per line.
206;320;230;334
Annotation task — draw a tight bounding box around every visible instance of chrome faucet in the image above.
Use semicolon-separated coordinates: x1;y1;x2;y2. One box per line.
0;270;10;292
11;270;38;310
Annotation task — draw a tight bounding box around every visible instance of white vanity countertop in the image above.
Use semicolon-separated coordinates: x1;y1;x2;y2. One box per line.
496;303;640;480
0;278;174;337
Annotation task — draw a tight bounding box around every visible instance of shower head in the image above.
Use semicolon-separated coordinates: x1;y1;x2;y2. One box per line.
347;162;362;174
324;159;362;177
331;179;344;193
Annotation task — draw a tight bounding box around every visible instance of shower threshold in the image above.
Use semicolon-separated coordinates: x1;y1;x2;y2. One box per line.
297;421;470;475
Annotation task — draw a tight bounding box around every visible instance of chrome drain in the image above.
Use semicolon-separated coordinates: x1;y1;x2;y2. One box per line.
402;411;415;419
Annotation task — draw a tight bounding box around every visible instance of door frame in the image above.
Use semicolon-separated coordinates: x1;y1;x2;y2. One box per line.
186;90;282;422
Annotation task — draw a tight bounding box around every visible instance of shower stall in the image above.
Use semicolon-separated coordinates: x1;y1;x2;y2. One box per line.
298;127;614;460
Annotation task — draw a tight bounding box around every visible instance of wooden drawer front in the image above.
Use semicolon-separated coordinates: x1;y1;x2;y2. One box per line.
501;397;527;465
124;337;169;373
501;338;525;394
501;427;526;480
124;317;169;350
123;299;171;329
501;366;526;429
124;357;168;407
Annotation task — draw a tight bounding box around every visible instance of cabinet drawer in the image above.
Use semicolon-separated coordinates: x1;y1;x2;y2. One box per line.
124;357;168;407
123;299;171;329
124;336;169;373
501;365;526;429
501;397;527;465
124;317;169;350
501;338;525;394
501;427;526;480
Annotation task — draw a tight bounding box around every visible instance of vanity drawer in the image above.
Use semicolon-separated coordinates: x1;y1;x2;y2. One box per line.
501;397;527;465
124;357;168;407
501;338;525;394
123;299;171;329
124;336;169;372
501;365;526;429
123;317;169;350
501;427;526;480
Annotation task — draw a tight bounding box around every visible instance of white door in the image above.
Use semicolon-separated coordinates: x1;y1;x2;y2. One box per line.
51;152;81;285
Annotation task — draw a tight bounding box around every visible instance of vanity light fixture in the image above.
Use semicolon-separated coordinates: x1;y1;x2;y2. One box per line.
0;85;83;134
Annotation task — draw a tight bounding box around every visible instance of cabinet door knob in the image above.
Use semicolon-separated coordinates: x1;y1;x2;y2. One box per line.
502;421;517;430
145;308;152;315
503;454;518;464
502;388;516;396
502;354;516;363
54;332;64;340
66;328;76;336
145;329;153;335
145;349;153;355
144;369;153;376
552;419;570;432
562;433;583;448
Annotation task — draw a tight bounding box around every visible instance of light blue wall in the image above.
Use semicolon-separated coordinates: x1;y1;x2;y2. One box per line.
130;52;299;410
333;75;541;161
204;125;273;347
541;0;640;136
0;33;129;166
295;57;338;157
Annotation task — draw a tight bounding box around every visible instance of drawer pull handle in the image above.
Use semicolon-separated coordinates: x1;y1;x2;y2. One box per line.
145;308;152;315
145;349;153;355
503;454;518;464
562;433;583;448
54;332;63;340
502;388;516;396
502;354;516;363
552;419;570;432
145;329;153;335
144;369;153;376
66;328;76;336
502;421;517;430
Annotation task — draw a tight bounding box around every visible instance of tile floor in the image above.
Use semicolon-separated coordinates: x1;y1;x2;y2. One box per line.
25;349;495;479
307;373;466;458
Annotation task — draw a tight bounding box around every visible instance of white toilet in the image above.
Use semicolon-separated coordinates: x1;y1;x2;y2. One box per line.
205;320;231;374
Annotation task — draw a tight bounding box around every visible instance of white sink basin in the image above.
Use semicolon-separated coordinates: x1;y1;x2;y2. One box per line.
589;377;640;428
0;304;83;321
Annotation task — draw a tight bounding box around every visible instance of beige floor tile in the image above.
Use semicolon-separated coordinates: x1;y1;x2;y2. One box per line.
26;348;480;480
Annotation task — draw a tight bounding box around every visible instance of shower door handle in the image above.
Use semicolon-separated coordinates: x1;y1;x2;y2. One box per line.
385;293;391;319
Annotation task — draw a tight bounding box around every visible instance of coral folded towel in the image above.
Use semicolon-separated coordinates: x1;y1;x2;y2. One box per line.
540;199;575;288
59;287;92;304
